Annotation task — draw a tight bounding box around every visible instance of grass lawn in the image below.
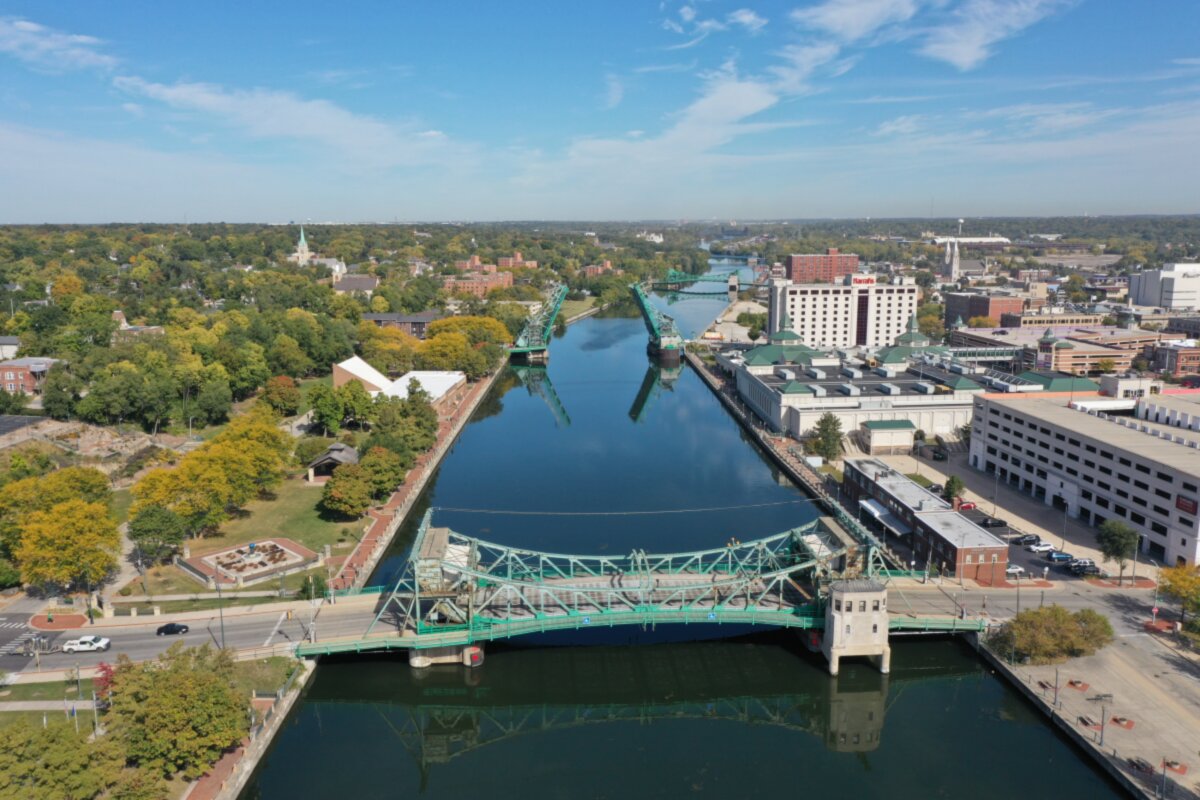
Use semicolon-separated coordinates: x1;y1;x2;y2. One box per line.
560;297;596;321
121;563;332;604
906;473;933;487
297;375;332;415
819;464;843;483
110;488;133;525
0;678;95;702
233;656;298;695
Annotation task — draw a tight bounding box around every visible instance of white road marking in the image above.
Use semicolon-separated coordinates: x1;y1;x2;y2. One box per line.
262;612;288;647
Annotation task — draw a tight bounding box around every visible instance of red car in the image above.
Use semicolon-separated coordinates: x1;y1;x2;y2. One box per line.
959;501;976;510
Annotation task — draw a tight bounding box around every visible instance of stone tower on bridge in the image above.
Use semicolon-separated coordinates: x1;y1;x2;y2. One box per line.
822;579;890;676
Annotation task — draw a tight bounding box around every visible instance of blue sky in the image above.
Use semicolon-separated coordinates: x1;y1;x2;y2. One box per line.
2;1;1199;222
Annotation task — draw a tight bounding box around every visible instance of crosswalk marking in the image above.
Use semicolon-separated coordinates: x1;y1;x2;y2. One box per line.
0;621;28;629
0;631;35;655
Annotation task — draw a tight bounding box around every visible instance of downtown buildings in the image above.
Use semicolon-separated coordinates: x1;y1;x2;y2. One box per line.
766;274;919;350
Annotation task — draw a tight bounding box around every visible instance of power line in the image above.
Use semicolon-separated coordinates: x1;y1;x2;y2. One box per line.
432;500;815;517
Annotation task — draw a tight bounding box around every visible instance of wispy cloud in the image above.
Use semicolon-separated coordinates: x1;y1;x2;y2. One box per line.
768;43;842;93
1172;57;1200;66
727;9;768;33
791;0;919;42
846;93;941;104
633;61;697;74
0;17;117;71
113;76;460;168
604;73;624;109
973;101;1121;132
920;0;1074;71
873;114;923;136
120;102;143;117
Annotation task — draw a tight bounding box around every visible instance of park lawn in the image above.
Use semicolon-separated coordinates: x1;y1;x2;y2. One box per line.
560;296;596;321
110;488;134;525
819;464;843;483
123;563;332;603
233;656;298;695
192;477;362;557
906;473;933;487
297;375;332;415
0;678;95;702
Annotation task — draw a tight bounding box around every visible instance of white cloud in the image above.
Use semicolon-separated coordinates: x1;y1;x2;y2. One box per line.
974;101;1121;133
727;9;768;33
791;0;919;42
679;5;697;23
604;73;624;109
120;102;143;117
0;17;117;71
768;43;841;93
633;61;697;74
1172;57;1200;67
113;75;459;168
873;114;923;136
920;0;1073;71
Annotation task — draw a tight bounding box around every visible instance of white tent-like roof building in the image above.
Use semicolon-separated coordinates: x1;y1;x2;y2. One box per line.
332;356;466;404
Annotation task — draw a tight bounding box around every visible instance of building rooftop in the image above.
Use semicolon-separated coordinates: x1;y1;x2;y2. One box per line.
915;510;1006;551
846;458;952;513
982;396;1200;479
362;310;442;323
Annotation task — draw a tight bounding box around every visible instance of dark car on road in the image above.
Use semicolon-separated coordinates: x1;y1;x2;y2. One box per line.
1048;551;1075;563
1013;534;1040;545
980;518;1008;528
930;449;948;461
156;623;189;636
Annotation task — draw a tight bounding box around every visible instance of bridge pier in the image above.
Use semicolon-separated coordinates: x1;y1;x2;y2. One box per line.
822;579;891;677
408;644;485;669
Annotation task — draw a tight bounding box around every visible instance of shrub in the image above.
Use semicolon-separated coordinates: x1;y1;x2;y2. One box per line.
990;605;1114;664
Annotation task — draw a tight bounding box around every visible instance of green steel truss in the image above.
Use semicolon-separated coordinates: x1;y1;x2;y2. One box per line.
362;510;847;648
629;282;684;352
628;364;681;423
510;282;570;354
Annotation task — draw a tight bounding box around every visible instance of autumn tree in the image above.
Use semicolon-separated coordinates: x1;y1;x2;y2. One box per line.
990;605;1114;664
108;644;250;779
0;466;110;558
942;475;965;503
967;316;999;328
0;719;126;800
15;499;119;590
425;315;511;345
260;375;302;416
308;383;344;435
359;446;407;498
1159;564;1200;625
320;464;375;518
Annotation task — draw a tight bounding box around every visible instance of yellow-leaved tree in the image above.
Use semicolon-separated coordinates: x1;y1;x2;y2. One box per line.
16;499;119;589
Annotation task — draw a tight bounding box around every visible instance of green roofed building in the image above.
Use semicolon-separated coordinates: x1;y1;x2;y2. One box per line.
860;419;918;455
1016;371;1099;393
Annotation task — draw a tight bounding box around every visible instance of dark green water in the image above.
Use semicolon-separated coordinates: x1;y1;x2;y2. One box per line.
241;274;1123;799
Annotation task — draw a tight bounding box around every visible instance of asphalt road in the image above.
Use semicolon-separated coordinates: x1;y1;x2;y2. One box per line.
0;600;383;674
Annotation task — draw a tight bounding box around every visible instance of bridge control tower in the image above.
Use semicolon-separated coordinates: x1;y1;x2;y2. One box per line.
822;579;890;676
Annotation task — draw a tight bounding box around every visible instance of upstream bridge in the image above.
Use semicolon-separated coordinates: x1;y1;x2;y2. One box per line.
296;511;983;662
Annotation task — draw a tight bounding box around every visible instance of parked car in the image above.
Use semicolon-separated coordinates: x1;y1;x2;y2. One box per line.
980;517;1008;528
156;623;190;636
1005;564;1026;577
931;449;948;461
1069;558;1096;569
1072;564;1104;576
1048;551;1075;563
1027;542;1056;553
62;635;111;653
1013;534;1040;545
928;484;943;495
959;501;976;510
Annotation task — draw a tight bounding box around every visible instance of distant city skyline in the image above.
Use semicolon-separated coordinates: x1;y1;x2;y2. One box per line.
1;1;1199;222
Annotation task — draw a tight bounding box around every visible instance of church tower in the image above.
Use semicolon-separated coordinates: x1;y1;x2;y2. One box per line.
290;226;312;266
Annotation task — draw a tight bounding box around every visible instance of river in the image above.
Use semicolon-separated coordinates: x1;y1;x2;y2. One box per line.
240;266;1123;799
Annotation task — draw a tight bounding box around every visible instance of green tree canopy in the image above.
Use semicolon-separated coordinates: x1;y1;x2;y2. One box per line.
1096;520;1140;583
811;413;842;462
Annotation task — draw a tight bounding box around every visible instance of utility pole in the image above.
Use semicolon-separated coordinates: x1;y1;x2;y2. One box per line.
216;579;227;649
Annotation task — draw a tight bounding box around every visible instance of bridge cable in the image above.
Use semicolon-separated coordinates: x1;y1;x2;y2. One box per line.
431;500;816;517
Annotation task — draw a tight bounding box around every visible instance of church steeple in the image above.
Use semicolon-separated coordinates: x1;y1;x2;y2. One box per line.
299;226;307;247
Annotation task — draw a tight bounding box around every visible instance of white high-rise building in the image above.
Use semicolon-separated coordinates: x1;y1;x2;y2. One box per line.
766;274;920;349
1129;264;1200;309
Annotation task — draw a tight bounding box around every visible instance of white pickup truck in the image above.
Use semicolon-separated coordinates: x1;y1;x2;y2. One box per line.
61;635;111;653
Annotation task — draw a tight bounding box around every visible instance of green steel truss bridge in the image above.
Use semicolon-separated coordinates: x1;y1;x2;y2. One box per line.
509;282;569;359
513;365;570;428
629;281;684;358
650;268;768;297
628;363;681;423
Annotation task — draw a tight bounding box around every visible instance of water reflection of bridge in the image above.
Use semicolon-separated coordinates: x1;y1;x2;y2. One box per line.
304;641;979;782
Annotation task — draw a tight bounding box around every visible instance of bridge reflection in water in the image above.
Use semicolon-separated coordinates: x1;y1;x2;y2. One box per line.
303;640;979;786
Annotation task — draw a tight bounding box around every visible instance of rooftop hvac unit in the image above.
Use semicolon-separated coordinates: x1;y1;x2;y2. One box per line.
776;368;796;380
949;363;968;374
879;383;900;395
842;366;863;379
840;384;861;396
810;385;827;397
914;382;936;394
807;368;826;379
874;366;898;378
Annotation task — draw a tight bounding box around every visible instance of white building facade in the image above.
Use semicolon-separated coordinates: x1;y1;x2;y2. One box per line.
766;275;919;349
1130;264;1200;310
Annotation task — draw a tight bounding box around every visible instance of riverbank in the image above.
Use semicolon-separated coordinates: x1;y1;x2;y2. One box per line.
975;637;1200;799
329;364;503;590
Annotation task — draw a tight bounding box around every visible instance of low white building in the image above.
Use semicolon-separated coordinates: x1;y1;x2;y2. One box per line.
332;356;466;406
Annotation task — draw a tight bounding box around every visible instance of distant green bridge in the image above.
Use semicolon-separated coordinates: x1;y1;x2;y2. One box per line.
509;282;569;361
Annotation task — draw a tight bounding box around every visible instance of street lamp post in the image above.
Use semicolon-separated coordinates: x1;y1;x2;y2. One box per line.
992;465;1000;517
215;579;226;649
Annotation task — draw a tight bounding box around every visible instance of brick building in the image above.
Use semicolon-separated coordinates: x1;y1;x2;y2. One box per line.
843;458;1007;581
943;292;1027;327
0;357;60;395
360;310;443;339
1151;340;1200;377
442;270;513;298
785;249;860;283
